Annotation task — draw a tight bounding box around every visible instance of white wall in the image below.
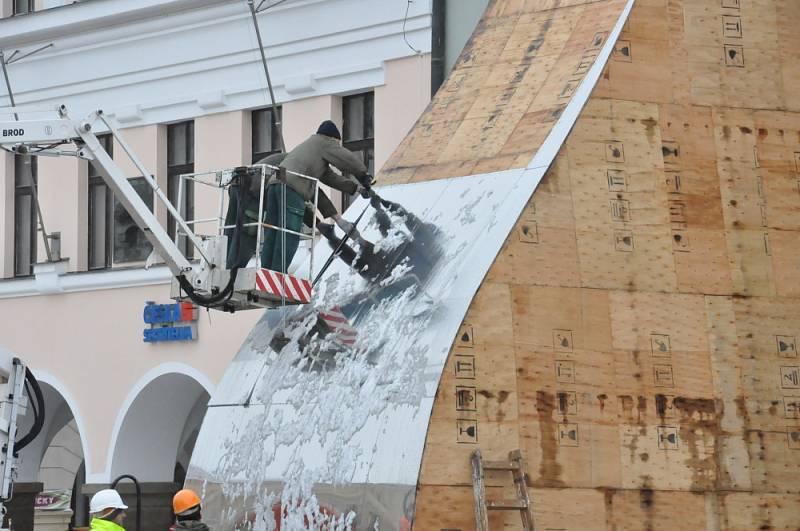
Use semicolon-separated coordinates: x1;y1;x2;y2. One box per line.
37;155;86;272
0;0;432;129
375;54;431;172
0;0;434;486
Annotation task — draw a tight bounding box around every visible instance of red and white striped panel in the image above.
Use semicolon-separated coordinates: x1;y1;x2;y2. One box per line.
254;268;312;304
318;306;357;346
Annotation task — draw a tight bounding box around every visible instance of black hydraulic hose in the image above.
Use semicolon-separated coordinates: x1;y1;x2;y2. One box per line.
176;177;247;309
15;368;44;454
111;474;141;531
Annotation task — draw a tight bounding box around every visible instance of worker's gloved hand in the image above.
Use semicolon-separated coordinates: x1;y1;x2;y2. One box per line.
357;173;375;188
336;218;356;235
357;185;371;199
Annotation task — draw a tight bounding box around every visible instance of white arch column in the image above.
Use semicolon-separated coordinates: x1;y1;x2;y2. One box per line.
13;372;91;531
81;364;212;530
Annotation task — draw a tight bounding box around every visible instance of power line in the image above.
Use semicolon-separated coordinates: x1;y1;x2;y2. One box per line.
403;0;421;54
256;0;290;13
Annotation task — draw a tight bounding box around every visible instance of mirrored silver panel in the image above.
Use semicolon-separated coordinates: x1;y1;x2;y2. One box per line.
186;167;548;529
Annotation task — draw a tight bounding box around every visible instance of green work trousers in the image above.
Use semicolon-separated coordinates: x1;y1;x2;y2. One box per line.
261;183;305;272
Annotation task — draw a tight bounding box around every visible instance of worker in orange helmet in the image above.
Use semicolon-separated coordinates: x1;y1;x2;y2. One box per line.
171;489;208;531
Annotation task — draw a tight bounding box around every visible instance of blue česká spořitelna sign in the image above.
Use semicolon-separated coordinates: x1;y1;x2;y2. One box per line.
143;302;198;342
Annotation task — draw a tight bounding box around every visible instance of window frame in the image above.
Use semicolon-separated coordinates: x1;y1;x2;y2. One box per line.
167;121;195;258
341;92;375;210
13;0;34;16
87;134;114;270
13;154;37;277
111;176;155;266
251;106;283;163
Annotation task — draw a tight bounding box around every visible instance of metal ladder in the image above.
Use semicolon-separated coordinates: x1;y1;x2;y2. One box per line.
471;449;535;531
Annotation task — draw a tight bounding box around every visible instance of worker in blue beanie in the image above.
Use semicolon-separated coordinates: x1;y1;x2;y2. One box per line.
251;120;373;272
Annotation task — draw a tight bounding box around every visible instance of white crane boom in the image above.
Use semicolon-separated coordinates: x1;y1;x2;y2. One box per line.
1;105;317;313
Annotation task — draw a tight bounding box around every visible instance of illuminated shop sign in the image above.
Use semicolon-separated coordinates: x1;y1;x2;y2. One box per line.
143;301;198;343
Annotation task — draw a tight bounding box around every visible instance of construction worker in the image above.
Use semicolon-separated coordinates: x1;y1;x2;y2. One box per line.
88;489;128;530
256;119;372;272
171;489;209;530
224;165;267;269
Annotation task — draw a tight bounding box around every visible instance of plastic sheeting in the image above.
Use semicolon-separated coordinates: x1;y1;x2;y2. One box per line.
186;167;547;529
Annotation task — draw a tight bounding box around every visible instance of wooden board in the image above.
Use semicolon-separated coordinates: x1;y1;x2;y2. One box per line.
381;0;800;529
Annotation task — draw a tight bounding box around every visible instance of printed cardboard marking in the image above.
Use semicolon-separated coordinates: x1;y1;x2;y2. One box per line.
665;172;682;194
777;336;797;358
455;355;476;379
557;391;578;415
654;365;675;387
555;360;576;383
662;141;680;164
553;329;574;352
655;394;676;419
724;44;745;67
458;324;474;347
613;40;632;62
610;199;632;222
558;423;579;446
672;229;690;252
607;169;627;191
457;419;478;444
651;334;671;357
787;428;800;450
614;230;634;252
456;386;477;411
606;141;625;163
783;397;800;419
519;222;539;244
722;15;743;38
780;366;800;389
668;201;687;224
658;426;679;450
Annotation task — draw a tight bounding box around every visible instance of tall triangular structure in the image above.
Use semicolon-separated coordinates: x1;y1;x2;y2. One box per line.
187;1;800;529
382;0;800;528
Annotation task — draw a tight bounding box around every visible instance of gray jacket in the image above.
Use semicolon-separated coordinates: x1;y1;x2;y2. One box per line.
258;134;367;202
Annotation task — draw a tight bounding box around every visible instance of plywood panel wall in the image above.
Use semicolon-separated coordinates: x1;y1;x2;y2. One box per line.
385;0;800;529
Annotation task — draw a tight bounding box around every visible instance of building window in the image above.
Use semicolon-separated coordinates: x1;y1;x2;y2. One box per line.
168;121;195;257
342;92;374;210
13;155;37;277
88;134;113;270
13;0;34;15
112;177;154;264
252;106;282;163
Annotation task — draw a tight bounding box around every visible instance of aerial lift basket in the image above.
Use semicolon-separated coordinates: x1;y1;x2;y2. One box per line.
168;164;318;312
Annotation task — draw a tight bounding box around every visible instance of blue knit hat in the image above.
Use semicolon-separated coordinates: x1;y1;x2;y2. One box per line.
316;120;341;140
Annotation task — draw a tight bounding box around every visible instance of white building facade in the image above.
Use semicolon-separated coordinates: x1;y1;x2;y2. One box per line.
0;0;434;527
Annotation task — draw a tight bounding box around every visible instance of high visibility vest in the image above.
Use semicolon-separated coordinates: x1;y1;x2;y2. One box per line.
89;518;126;531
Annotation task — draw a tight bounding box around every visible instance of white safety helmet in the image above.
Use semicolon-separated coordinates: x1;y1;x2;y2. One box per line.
90;489;128;514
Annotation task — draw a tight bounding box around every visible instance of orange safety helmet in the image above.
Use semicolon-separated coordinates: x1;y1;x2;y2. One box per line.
173;489;201;516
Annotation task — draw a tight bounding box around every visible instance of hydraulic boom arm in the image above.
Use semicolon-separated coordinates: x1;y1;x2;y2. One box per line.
1;104;318;313
1;105;196;276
